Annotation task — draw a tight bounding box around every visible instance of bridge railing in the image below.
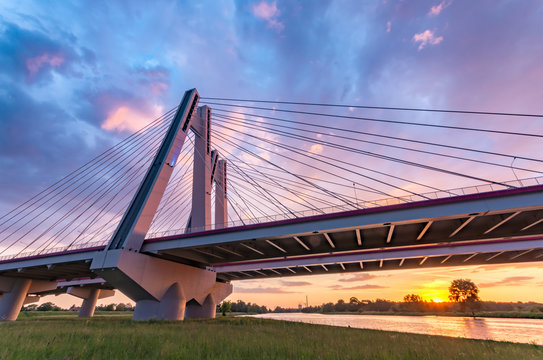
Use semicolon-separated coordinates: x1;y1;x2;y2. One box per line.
148;176;543;238
0;240;108;263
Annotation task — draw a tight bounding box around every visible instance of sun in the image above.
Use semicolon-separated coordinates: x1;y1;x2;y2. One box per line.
431;298;445;303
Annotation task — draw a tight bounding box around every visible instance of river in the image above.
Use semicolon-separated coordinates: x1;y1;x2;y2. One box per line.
248;313;543;345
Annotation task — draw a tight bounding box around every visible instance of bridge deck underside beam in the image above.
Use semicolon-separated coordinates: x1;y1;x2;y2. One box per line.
141;186;543;279
149;207;543;263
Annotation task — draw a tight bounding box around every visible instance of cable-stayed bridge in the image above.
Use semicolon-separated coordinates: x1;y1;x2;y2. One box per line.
1;88;543;321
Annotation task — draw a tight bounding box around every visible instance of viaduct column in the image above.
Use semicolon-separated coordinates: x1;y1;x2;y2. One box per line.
67;286;115;318
0;277;57;321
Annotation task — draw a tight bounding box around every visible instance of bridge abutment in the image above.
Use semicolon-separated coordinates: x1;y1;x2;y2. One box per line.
92;250;232;321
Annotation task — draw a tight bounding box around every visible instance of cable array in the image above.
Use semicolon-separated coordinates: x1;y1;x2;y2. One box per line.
0;107;179;259
3;95;543;257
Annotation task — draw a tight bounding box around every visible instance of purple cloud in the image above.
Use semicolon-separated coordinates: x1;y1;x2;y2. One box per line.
234;286;298;294
338;273;377;282
480;276;535;288
329;284;388;290
280;280;312;286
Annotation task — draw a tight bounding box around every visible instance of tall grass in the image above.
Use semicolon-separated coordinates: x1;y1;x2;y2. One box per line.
0;314;540;359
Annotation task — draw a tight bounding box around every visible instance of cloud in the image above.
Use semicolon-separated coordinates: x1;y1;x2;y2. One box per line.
133;65;171;96
234;286;298;294
251;1;284;32
0;84;111;207
338;273;376;282
479;276;535;288
26;53;65;81
102;104;164;133
0;21;84;85
386;21;391;33
280;280;312;286
428;1;452;17
329;284;387;290
412;29;443;50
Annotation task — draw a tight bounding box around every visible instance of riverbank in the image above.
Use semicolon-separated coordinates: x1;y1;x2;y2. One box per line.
1;314;541;359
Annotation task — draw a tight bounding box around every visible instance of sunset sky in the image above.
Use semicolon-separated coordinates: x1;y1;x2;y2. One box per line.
1;0;543;308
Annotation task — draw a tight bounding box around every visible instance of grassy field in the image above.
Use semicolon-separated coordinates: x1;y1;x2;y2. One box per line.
0;313;540;359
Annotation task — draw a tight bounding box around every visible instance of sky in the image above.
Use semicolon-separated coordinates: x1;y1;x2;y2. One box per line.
1;0;543;308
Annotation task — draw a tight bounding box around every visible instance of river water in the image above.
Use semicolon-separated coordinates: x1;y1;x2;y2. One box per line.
249;313;543;345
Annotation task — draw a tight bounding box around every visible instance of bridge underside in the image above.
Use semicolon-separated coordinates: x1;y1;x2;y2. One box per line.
143;186;543;280
152;210;543;281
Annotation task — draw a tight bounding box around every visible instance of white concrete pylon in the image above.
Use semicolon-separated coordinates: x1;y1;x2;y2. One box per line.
189;105;212;231
91;90;232;321
214;159;228;229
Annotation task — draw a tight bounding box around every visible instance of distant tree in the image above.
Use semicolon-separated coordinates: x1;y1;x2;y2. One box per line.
403;294;423;303
334;299;348;312
23;304;38;311
115;303;130;311
37;302;61;311
366;299;395;312
99;303;116;311
448;279;481;314
321;302;335;313
348;297;361;312
402;294;424;312
220;301;231;316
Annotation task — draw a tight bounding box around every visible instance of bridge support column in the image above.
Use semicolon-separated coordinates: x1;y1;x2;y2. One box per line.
92;250;232;321
67;287;115;318
0;277;57;321
133;283;186;321
0;278;31;321
185;281;232;319
79;289;99;318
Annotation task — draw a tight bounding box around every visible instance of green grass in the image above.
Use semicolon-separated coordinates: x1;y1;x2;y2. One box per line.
0;315;541;359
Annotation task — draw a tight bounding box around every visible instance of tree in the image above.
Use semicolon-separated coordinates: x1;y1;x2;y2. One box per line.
448;279;481;314
403;294;423;303
23;304;38;311
37;302;61;311
220;301;231;316
402;294;424;312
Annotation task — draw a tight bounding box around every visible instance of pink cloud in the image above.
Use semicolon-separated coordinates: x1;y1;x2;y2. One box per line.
102;104;164;133
25;53;65;82
148;81;169;95
252;1;284;32
135;66;170;95
428;0;452;16
413;30;443;50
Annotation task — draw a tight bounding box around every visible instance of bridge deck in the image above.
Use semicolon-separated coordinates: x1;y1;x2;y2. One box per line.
2;185;543;284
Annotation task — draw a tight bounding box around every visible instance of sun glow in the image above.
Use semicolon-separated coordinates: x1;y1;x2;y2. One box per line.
420;289;449;303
